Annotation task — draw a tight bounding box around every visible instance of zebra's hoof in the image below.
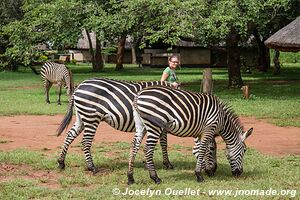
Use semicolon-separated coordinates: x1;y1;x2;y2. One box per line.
151;176;162;184
154;177;162;184
196;175;204;182
163;162;174;170
127;172;135;185
205;169;215;177
232;169;243;177
92;168;100;175
87;165;98;175
127;179;135;185
195;171;204;182
57;159;65;169
205;165;217;177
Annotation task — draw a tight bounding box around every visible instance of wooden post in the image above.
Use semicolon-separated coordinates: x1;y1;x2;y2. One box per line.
241;85;250;99
202;68;213;94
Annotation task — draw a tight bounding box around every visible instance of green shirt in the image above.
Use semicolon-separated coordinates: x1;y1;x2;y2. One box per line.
163;67;177;83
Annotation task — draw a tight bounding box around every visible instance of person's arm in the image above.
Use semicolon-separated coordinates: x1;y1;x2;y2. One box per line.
160;72;169;81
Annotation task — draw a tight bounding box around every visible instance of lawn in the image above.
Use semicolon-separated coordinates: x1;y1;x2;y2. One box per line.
0;63;299;127
0;142;299;199
0;62;299;199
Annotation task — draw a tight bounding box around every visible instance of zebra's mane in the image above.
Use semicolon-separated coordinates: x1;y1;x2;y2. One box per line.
218;100;244;133
92;78;172;87
93;77;136;83
93;77;151;84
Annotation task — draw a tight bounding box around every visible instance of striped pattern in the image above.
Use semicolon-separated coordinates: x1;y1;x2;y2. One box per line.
41;62;74;105
193;136;217;176
57;78;182;173
129;86;252;183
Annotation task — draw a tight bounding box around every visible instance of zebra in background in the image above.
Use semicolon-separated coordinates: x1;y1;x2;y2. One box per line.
56;78;218;175
128;86;253;184
41;62;74;105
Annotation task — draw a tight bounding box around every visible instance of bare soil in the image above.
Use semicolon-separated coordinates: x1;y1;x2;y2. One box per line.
0;115;299;189
0;115;299;157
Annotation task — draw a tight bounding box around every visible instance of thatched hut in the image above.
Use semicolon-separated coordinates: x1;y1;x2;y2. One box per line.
264;16;300;52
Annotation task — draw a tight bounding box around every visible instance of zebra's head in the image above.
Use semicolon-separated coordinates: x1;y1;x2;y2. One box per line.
226;128;253;176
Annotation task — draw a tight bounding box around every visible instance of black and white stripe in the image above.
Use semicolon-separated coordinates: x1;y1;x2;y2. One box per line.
57;78;181;173
193;136;217;176
41;62;74;105
129;86;253;183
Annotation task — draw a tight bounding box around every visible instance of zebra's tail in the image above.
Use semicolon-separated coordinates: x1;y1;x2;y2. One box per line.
56;96;74;136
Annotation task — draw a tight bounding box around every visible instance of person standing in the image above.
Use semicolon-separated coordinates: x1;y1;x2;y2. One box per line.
160;55;180;88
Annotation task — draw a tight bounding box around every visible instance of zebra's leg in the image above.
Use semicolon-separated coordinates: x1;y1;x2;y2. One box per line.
127;129;146;185
160;131;174;169
57;112;84;169
57;82;62;105
45;80;52;104
204;137;217;176
192;136;218;176
144;131;161;184
194;133;215;182
82;119;100;175
128;108;146;185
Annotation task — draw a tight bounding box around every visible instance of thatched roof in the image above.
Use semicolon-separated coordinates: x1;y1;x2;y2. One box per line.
77;30;96;49
76;30;132;50
264;16;300;52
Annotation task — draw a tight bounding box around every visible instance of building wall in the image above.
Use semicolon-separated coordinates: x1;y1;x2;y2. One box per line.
107;49;132;64
180;47;210;65
66;46;257;68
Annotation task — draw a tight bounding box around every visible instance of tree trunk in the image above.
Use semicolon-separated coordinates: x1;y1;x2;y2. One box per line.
131;41;137;64
94;38;104;71
253;28;270;72
85;29;96;70
86;30;104;71
273;50;281;75
226;28;243;87
115;34;126;71
202;68;213;94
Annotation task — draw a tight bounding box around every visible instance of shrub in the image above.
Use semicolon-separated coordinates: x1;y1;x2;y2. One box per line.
70;59;77;65
39;55;48;62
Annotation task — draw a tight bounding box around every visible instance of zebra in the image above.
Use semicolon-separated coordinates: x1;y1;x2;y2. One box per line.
41;62;74;105
193;136;218;177
56;78;218;175
128;86;253;184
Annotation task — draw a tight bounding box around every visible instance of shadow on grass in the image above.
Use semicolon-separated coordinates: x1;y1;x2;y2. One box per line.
91;158;264;183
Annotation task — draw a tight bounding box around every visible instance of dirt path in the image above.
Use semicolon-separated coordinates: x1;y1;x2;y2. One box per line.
0;115;299;157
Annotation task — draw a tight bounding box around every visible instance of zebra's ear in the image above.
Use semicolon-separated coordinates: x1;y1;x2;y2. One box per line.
241;128;253;141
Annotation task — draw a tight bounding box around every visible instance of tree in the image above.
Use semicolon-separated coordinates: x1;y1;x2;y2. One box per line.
191;0;295;87
250;0;299;72
2;0;106;71
0;0;24;70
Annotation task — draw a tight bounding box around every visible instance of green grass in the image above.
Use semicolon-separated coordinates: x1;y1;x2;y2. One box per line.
0;63;300;127
0;143;299;199
0;64;299;199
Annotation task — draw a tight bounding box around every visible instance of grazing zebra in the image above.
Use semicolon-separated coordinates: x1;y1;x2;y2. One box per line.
41;62;74;105
56;78;218;175
56;78;176;174
128;86;253;184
